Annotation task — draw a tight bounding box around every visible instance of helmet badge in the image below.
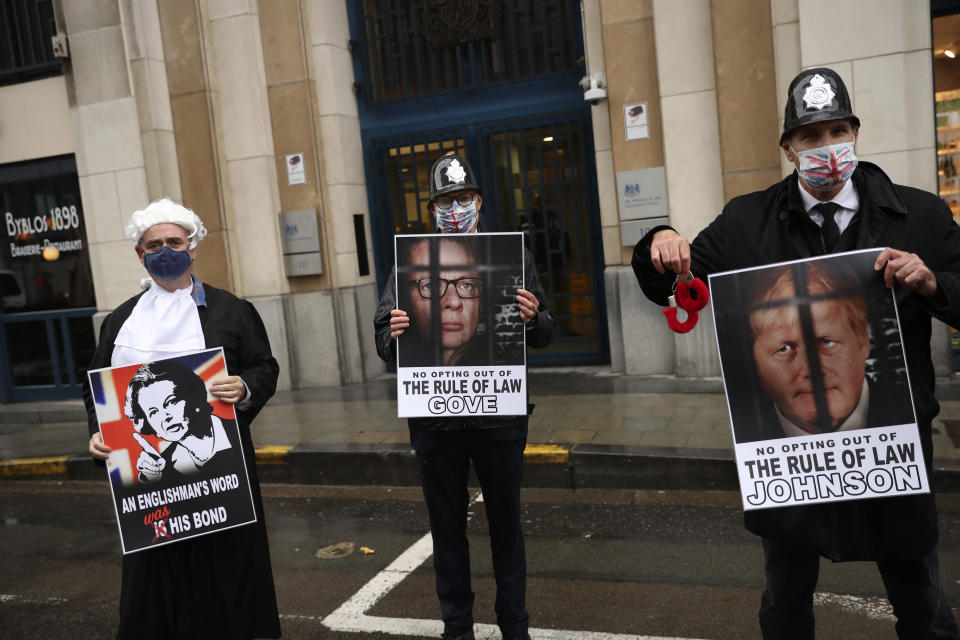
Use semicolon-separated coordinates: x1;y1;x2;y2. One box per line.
445;159;467;184
802;74;835;111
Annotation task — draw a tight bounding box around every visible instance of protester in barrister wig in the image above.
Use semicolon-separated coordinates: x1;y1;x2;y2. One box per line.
83;198;281;639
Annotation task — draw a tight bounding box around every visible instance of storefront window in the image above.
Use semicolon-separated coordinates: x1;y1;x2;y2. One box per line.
0;154;96;397
934;8;960;371
0;154;95;313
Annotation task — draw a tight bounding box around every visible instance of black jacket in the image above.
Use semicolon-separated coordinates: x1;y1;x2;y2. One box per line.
632;162;960;561
374;244;554;430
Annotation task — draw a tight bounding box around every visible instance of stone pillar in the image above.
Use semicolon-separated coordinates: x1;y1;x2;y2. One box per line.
595;0;676;374
203;0;288;298
652;0;724;240
712;0;781;200
303;0;374;289
650;0;723;377
123;0;182;202
795;1;935;192
302;0;384;385
157;0;232;290
770;0;801;176
61;0;151;310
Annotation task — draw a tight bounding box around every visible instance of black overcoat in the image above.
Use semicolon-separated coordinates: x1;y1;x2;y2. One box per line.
632;162;960;562
83;283;281;639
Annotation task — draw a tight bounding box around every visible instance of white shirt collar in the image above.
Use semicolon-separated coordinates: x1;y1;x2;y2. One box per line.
776;378;870;438
797;176;859;213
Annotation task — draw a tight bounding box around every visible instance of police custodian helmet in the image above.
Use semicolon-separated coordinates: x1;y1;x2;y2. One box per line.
780;67;860;144
428;153;481;204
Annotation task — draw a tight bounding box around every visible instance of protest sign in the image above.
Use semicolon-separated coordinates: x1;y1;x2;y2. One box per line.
394;232;526;418
87;348;257;553
709;249;929;511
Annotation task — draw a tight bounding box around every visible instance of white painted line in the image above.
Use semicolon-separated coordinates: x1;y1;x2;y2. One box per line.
0;594;68;605
324;530;436;621
814;592;895;622
280;613;324;622
322;492;707;640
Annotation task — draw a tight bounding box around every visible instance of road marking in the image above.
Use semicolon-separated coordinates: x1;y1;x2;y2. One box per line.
814;592;895;622
0;594;68;605
322;492;704;640
255;445;293;464
524;444;569;464
0;456;69;477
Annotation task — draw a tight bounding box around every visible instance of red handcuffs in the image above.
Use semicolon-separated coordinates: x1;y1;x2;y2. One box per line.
662;274;709;334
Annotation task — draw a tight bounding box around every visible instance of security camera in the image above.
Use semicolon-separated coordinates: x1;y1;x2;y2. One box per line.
580;72;606;105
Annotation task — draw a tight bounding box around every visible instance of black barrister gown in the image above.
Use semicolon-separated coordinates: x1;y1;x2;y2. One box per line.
83;283;281;639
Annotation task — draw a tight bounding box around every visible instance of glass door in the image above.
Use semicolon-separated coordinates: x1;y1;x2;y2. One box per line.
368;112;607;365
369;131;470;279
480;112;606;363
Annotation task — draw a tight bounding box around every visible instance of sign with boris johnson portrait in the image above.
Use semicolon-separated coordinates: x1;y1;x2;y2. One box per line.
709;249;928;511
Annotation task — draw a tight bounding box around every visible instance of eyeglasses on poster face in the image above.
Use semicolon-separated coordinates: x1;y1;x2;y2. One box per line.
410;277;483;299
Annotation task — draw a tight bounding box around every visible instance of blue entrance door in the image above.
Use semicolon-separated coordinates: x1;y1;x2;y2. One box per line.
366;109;606;365
351;0;607;364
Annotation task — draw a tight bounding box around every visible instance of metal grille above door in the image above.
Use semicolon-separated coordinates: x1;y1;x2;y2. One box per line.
359;0;581;103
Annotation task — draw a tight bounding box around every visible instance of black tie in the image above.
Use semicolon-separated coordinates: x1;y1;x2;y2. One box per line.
815;202;841;253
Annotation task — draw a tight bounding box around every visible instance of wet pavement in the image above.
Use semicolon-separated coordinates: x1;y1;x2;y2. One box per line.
5;479;954;639
4;368;960;489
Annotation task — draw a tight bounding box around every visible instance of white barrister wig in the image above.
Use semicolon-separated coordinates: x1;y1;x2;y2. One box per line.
124;198;208;248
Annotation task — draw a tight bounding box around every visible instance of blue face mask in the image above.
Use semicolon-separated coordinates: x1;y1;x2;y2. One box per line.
143;246;192;280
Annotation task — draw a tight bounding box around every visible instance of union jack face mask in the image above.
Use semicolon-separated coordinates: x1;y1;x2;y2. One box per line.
791;141;858;192
434;200;479;234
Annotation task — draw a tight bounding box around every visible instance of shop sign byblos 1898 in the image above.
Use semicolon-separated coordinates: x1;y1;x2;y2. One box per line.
5;205;85;260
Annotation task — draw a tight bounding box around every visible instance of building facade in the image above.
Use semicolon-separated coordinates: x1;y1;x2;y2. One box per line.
0;0;954;402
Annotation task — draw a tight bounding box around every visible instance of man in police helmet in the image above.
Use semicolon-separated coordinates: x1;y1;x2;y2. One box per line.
633;67;960;638
374;152;554;640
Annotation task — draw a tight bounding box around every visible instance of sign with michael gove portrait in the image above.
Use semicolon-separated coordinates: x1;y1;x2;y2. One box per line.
87;348;257;554
709;249;929;511
394;233;527;418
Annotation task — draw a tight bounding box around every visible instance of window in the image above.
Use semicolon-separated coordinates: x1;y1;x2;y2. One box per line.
0;0;61;86
360;0;580;103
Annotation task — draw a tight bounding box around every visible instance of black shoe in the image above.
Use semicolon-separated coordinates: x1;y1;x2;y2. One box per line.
502;634;530;640
441;631;475;640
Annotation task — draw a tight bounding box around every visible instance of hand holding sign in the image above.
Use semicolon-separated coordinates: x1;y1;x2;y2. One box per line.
516;288;539;325
132;431;165;482
389;308;409;339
